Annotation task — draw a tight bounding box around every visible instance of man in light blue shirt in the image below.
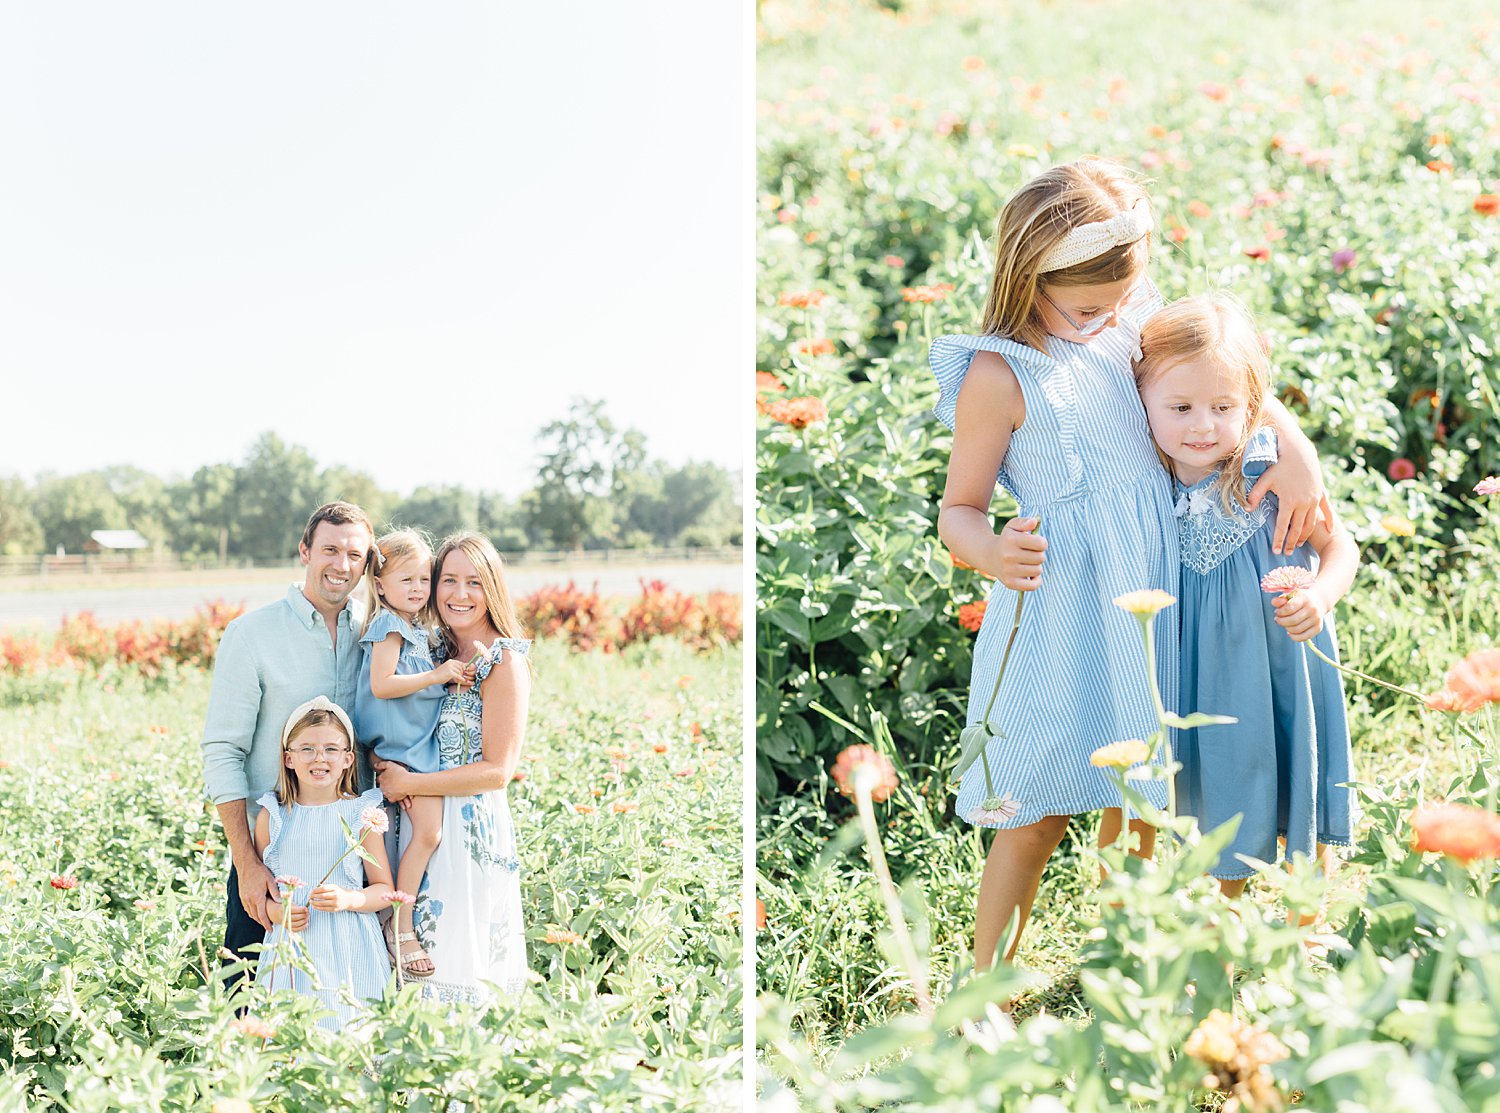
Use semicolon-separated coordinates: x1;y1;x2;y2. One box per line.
201;501;374;971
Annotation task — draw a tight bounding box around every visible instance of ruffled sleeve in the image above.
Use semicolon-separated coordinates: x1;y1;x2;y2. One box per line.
359;610;427;650
256;792;284;862
474;637;532;683
1241;426;1279;481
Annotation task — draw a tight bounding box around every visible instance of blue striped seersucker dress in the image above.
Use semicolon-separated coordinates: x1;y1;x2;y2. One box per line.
930;299;1179;829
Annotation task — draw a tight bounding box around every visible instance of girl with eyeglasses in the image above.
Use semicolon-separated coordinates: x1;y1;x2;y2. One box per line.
252;697;395;1028
929;159;1331;981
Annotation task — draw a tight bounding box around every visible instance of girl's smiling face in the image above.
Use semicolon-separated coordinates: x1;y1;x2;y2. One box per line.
1138;358;1251;484
435;549;489;633
375;556;431;620
284;723;354;797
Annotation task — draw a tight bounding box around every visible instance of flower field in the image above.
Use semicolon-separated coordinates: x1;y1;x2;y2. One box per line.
757;1;1500;1108
0;593;743;1110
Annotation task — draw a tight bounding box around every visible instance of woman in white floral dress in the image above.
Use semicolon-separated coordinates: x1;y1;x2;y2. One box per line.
372;531;531;1004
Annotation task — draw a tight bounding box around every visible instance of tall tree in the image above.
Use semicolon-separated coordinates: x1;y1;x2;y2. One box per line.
523;399;647;550
0;476;43;555
234;433;322;560
32;472;127;553
387;485;480;542
166;463;238;559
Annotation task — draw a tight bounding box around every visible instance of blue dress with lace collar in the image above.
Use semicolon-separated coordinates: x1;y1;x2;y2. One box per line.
1174;427;1354;880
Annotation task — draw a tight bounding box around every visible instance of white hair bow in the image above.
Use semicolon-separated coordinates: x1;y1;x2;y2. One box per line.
1039;199;1154;273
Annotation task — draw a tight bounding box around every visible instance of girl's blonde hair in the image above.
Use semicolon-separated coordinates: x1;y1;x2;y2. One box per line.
275;707;359;806
981;159;1153;351
1133;292;1269;512
362;529;435;635
431;532;532;670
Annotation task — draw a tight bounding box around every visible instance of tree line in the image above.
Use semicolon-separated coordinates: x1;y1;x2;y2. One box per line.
0;401;740;560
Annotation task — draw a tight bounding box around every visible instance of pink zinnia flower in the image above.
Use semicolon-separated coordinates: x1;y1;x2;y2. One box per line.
273;875;304;892
1388;458;1417;481
1331;248;1356;273
49;874;78;890
133;898;156;911
1475;476;1500;496
384;890;414;905
361;807;389;835
229;1016;277;1040
1261;567;1316;595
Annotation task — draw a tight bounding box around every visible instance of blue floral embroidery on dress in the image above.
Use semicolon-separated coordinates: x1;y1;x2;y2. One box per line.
460;799;521;871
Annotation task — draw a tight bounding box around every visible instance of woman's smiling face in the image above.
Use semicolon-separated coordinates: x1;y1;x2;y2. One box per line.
435;548;488;631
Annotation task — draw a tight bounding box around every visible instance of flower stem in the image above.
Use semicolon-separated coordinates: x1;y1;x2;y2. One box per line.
1303;639;1485;746
855;780;933;1017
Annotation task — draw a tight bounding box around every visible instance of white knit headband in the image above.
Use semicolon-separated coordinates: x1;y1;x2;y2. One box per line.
281;695;356;750
1039;198;1153;273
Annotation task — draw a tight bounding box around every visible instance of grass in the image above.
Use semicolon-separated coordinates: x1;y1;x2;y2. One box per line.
0;637;744;1110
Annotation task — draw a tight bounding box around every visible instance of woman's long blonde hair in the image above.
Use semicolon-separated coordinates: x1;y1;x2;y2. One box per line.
361;529;435;635
981;159;1152;351
1133;292;1269;512
432;532;531;669
275;707;359;806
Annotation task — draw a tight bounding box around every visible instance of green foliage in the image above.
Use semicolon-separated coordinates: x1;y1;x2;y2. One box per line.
0;640;742;1109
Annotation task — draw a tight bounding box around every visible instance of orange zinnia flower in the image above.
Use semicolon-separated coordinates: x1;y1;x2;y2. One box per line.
793;338;835;357
1475;194;1500;216
1423;689;1477;714
545;929;584;945
1445;648;1500;710
901;283;956;303
1426;159;1453;173
777;290;825;309
1188;199;1212;219
755;898;767;930
229;1016;277;1040
830;744;898;804
766;396;828;428
1411;802;1500;863
756;371;786;395
612;800;639;814
1244;245;1271;262
957;601;987;632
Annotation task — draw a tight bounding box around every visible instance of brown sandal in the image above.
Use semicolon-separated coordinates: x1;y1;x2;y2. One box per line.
394;932;434;978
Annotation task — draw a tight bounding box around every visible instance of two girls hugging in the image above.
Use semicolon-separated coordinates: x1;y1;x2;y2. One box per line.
933;159;1358;975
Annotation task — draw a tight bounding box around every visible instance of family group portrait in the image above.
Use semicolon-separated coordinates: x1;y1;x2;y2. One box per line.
756;1;1500;1111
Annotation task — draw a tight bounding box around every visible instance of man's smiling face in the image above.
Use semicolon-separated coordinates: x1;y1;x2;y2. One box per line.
299;520;372;610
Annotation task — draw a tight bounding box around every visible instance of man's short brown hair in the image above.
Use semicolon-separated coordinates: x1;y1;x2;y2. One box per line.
299;502;374;553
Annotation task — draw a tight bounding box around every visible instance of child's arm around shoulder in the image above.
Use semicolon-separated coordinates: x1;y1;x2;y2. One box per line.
937;351;1045;591
369;631;468;699
1272;506;1360;643
1249;398;1334;556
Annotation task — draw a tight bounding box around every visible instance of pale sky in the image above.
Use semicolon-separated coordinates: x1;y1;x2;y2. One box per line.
1;3;748;498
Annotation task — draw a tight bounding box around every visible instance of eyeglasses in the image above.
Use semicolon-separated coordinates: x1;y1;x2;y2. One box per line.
287;746;350;760
1041;284;1141;338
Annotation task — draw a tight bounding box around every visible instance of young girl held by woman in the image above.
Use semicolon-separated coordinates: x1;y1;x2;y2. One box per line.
254;697;394;1028
353;529;471;980
930;159;1329;975
1134;293;1358;904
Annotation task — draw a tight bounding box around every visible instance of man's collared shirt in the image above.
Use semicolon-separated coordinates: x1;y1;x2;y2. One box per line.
201;584;366;829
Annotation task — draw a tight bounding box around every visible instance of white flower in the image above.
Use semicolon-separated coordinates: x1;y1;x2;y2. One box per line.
967;794;1022;825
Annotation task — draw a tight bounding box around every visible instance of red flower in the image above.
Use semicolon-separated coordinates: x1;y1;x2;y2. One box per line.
1475;194;1500;217
777;290;825;309
765;396;828;429
1387;457;1417;481
1244;245;1271;261
901;283;956;303
1411;803;1500;863
830;744;899;803
958;601;987;632
49;874;78;890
